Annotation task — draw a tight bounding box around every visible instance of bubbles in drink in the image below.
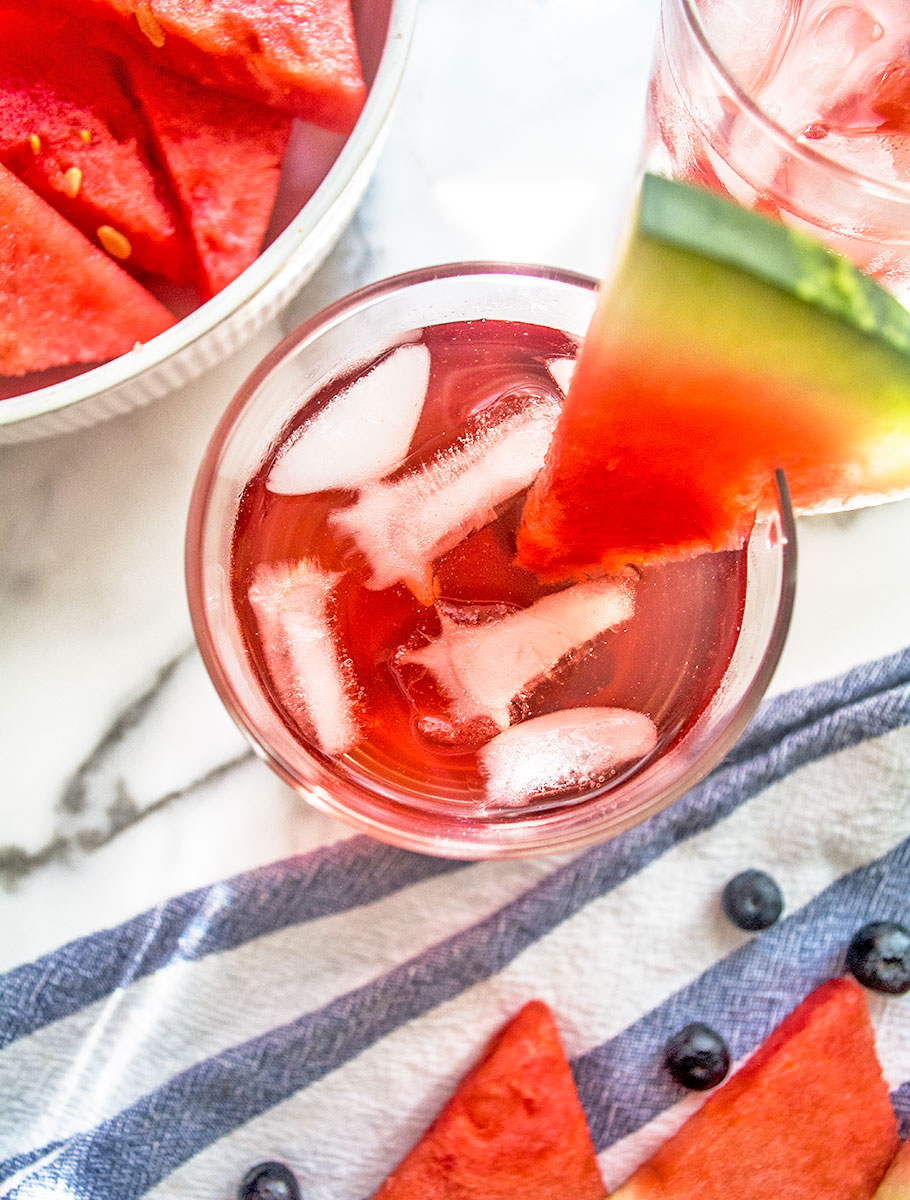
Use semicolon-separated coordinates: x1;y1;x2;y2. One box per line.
478;707;659;809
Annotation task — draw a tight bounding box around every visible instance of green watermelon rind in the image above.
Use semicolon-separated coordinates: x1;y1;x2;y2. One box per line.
638;173;910;358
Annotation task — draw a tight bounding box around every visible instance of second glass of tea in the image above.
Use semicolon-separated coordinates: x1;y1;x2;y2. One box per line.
186;263;795;859
645;0;910;299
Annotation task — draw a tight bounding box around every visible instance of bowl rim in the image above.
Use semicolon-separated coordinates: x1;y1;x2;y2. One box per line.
0;0;419;430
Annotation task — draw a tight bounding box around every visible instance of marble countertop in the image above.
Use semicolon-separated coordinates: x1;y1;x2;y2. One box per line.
2;0;909;978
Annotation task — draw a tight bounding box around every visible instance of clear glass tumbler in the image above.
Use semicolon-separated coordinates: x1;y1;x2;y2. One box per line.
644;0;910;300
186;263;796;859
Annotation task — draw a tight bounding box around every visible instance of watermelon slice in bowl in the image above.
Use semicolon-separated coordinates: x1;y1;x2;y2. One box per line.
0;0;417;444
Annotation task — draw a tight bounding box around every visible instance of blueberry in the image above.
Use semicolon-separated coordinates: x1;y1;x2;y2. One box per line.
238;1161;301;1200
664;1022;731;1091
846;921;910;995
721;869;784;931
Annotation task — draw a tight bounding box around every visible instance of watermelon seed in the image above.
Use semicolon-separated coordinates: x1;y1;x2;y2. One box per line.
62;167;82;199
79;128;92;144
28;133;41;154
135;2;166;48
97;225;132;261
664;1022;731;1091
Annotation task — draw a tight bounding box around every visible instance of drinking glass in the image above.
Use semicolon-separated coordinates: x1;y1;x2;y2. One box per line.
186;263;796;859
644;0;910;300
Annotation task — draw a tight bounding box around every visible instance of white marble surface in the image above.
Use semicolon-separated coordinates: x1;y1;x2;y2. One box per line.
2;0;909;976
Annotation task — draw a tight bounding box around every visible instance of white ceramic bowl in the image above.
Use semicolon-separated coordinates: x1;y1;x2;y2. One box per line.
0;0;416;444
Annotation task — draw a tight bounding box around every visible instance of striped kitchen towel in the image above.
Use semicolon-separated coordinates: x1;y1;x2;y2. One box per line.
1;646;909;1199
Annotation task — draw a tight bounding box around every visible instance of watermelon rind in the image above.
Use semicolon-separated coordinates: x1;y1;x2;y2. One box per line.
639;173;910;358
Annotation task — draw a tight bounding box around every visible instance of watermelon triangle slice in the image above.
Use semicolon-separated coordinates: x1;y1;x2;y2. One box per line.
0;7;194;284
43;0;366;134
125;55;292;298
517;174;910;581
368;1000;606;1200
0;162;174;376
611;978;898;1200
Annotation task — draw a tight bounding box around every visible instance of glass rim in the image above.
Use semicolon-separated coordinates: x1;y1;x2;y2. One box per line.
188;261;601;489
672;0;910;206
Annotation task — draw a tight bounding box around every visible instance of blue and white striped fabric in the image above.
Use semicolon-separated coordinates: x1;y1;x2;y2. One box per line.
2;648;910;1200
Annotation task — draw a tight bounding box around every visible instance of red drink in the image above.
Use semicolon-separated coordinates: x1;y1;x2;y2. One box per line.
188;264;794;856
230;319;746;810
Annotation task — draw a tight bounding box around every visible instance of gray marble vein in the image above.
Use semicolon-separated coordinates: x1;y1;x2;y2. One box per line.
1;649;251;888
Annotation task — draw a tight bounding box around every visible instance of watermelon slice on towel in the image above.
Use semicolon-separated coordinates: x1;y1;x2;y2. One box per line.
610;978;898;1200
368;1000;606;1199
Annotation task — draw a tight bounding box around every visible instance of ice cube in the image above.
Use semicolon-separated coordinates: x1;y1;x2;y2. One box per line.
266;343;430;495
750;1;895;137
399;575;635;729
247;558;360;755
478;706;658;809
714;1;902;205
700;0;799;94
331;391;560;603
546;356;576;395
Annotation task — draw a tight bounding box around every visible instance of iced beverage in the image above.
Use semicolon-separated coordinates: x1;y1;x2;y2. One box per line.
187;265;794;857
646;0;910;298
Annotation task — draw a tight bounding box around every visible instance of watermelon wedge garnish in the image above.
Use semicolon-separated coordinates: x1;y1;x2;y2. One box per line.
0;162;174;376
873;1137;910;1200
367;1000;606;1200
611;977;898;1200
44;0;366;134
0;7;194;284
517;174;910;581
125;55;292;298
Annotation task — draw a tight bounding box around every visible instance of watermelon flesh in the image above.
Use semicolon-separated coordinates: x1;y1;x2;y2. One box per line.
873;1138;910;1200
871;61;910;129
517;175;910;581
367;1000;606;1200
0;162;174;376
611;978;898;1200
125;55;292;298
0;7;194;284
45;0;366;134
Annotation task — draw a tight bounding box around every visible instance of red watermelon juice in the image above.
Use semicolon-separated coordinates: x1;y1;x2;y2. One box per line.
187;264;794;857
